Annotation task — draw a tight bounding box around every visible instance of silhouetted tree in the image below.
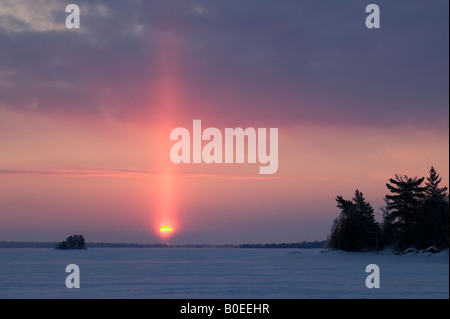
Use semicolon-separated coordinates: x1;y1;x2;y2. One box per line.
328;190;380;251
416;167;449;248
380;197;394;247
352;190;381;250
425;167;448;201
328;197;357;251
384;175;426;250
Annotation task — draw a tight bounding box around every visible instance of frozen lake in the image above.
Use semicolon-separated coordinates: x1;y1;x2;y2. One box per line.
0;248;448;299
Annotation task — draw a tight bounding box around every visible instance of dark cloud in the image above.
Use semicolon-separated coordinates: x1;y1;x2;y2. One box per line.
0;0;448;128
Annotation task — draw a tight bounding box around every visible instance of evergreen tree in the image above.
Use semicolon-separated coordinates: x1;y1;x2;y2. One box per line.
380;197;394;247
418;166;449;248
425;167;448;201
352;190;380;250
78;235;86;249
384;175;426;250
66;235;74;249
328;190;380;251
334;196;359;251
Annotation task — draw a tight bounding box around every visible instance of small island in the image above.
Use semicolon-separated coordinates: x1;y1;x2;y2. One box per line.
55;234;87;250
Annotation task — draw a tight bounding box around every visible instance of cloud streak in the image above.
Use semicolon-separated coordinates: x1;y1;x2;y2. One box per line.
0;168;277;181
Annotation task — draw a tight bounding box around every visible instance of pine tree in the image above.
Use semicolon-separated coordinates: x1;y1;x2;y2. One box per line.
425;166;448;202
78;235;86;249
385;175;426;250
419;166;449;248
380;197;396;247
352;190;380;251
328;190;380;251
335;196;359;251
66;235;74;249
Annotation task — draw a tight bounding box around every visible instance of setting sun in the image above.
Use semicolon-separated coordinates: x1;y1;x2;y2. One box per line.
160;226;173;233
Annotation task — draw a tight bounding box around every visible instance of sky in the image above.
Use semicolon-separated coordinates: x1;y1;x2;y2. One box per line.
0;0;448;244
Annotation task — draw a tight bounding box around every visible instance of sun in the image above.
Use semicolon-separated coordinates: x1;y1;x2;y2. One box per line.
160;226;173;233
159;225;174;239
157;220;176;239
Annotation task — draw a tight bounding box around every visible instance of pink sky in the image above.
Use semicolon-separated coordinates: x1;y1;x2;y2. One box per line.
0;1;448;244
0;107;447;243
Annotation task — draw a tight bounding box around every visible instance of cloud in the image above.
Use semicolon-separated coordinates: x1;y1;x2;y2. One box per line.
0;0;448;128
0;168;156;178
0;0;66;32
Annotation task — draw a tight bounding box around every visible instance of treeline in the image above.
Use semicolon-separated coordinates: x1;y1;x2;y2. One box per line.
0;242;171;248
328;166;449;252
240;241;327;249
0;241;328;249
0;241;58;248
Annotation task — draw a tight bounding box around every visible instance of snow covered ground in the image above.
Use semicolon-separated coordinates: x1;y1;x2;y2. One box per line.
0;248;448;299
